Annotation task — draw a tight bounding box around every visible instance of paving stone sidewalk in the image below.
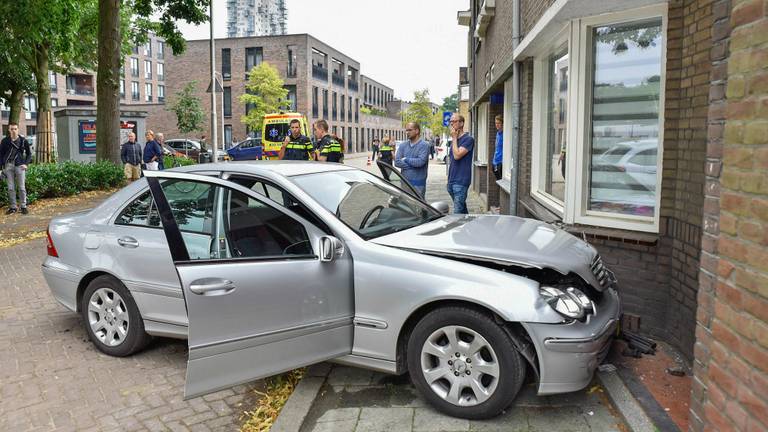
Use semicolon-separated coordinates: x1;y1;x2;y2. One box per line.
299;365;626;432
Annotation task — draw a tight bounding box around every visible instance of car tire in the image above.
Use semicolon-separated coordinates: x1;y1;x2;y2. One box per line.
407;306;526;419
81;275;151;357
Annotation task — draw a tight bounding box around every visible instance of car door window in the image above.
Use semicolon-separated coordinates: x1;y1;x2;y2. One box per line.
240;140;253;149
115;191;153;226
160;180;216;259
228;175;332;234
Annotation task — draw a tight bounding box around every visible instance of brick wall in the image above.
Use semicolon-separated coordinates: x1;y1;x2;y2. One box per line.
521;0;556;36
691;0;768;430
471;0;515;99
661;0;714;360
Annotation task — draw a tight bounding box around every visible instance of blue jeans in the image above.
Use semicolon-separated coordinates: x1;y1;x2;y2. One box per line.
413;185;426;198
447;183;469;214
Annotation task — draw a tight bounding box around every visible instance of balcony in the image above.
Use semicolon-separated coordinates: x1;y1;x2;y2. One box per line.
312;64;328;81
66;86;94;96
348;80;358;92
332;73;345;87
158;96;164;103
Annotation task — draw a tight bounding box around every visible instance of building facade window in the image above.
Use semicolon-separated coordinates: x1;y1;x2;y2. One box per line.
332;91;337;120
348;97;352;122
130;58;139;77
144;60;152;79
157;41;165;59
158;85;165;102
287;45;297;78
340;94;345;120
145;83;153;102
24;95;36;120
312;48;328;81
143;41;151;57
354;98;359;123
120;79;125;98
157;63;164;81
322;89;328;118
223;87;232;117
224;125;232;147
27;126;36;137
284;85;297;111
530;5;666;232
51;98;58;107
245;47;263;72
131;81;140;101
312;86;319;118
49;71;57;90
222;48;231;80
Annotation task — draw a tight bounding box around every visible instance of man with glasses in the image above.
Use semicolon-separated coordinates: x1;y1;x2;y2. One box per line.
394;122;430;198
447;114;474;214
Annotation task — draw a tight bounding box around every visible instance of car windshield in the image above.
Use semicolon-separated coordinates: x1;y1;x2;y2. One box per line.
292;170;442;239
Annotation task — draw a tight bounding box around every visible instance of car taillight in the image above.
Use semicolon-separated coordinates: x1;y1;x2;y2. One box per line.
46;229;59;257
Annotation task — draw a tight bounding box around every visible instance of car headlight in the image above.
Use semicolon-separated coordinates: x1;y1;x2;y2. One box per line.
540;286;594;320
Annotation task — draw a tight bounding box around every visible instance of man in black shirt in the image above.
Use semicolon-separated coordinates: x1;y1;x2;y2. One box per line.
313;120;342;163
0;122;32;214
279;119;314;160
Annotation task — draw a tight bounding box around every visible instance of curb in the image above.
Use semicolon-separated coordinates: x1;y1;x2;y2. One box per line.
271;363;331;432
597;370;657;432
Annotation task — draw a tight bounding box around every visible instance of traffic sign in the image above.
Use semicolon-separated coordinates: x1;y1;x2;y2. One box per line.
442;111;453;127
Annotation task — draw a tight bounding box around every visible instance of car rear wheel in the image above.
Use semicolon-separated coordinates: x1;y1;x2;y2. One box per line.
81;275;151;357
407;306;526;419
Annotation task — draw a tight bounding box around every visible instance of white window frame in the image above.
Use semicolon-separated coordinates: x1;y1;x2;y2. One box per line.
530;4;667;233
476;102;489;164
530;25;570;217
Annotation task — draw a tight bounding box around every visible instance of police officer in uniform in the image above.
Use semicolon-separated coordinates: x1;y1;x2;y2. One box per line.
280;119;314;160
313;120;342;163
378;136;395;166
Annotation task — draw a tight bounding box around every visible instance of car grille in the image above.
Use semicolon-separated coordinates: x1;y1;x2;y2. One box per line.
591;254;613;288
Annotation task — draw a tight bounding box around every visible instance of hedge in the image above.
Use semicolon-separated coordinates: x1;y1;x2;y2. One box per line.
0;161;124;208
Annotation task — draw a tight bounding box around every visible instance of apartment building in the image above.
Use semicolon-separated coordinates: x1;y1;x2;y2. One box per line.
459;1;768;431
226;0;287;38
143;34;405;152
0;34;167;137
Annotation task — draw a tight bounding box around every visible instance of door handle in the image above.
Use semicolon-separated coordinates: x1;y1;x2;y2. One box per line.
189;279;236;296
117;236;139;248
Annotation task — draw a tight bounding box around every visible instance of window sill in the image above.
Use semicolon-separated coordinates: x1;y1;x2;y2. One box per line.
520;196;659;245
496;178;511;193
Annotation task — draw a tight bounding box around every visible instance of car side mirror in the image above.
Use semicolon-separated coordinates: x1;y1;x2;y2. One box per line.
319;236;344;262
430;201;450;214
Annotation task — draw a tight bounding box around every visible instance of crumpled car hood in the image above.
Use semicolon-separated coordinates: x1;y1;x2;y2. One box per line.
372;214;604;289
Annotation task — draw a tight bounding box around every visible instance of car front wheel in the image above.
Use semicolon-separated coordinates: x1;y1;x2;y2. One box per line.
81;275;151;357
407;306;526;419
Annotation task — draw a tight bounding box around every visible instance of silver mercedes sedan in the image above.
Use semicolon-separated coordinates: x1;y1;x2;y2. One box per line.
42;161;620;419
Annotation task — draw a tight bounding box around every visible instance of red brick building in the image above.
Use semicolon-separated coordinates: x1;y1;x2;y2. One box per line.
459;0;768;430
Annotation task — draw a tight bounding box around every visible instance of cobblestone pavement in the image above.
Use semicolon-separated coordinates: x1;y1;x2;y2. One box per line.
300;365;626;432
0;241;260;432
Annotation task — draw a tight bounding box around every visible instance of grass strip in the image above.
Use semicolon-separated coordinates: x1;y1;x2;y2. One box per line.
241;368;306;432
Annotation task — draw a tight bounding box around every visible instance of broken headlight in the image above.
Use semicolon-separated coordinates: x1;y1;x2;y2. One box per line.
540;286;595;320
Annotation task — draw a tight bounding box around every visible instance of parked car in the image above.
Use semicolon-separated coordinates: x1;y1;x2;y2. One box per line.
436;140;449;164
226;137;263;161
161;143;187;159
42;160;619;419
164;139;226;162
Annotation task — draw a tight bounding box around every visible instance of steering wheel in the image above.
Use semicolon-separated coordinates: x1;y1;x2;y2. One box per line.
359;205;385;229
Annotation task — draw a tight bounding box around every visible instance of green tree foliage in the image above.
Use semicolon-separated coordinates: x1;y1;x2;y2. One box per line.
402;89;434;129
240;62;290;132
168;82;205;134
97;0;209;163
0;0;99;160
442;92;459;113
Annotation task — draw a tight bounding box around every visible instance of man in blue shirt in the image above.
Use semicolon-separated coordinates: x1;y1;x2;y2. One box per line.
448;114;474;214
394;122;430;197
492;115;503;180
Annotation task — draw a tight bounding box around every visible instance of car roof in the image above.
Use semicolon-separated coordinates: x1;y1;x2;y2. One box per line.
170;160;358;177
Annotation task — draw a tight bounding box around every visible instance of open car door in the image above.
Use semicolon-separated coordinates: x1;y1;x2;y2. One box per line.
376;160;426;203
144;170;354;398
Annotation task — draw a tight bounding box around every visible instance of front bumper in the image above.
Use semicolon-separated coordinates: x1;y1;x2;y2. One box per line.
522;287;621;395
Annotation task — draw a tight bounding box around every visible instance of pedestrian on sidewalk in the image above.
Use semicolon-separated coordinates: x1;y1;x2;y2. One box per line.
371;138;380;161
156;132;166;170
394;122;430;198
313;120;343;163
120;132;143;182
0;122;32;215
142;130;163;170
279;119;314;160
492;115;503;180
447;114;474;214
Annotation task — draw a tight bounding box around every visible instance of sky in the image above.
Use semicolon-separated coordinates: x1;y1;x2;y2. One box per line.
176;0;469;104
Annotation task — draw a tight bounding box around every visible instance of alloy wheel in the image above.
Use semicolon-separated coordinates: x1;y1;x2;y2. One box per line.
420;325;500;406
87;287;130;347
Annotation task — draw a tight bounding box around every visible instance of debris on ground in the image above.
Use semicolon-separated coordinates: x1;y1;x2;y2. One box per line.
666;366;686;377
620;330;657;356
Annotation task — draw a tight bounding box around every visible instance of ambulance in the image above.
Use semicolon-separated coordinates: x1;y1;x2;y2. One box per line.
260;112;311;160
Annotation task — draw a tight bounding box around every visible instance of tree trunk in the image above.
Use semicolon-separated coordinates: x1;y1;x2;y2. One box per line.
34;43;53;163
96;0;122;164
8;87;23;125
